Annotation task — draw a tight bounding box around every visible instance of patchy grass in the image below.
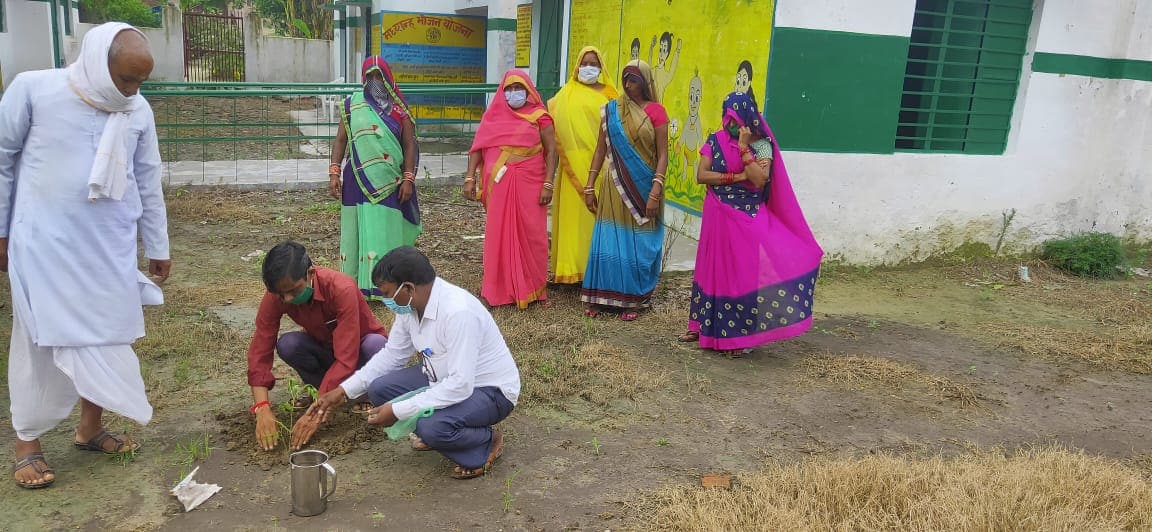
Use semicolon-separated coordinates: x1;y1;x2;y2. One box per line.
635;447;1152;531
819;258;1152;375
975;264;1152;374
800;353;985;407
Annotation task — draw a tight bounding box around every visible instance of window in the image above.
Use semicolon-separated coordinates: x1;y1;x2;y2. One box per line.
896;0;1033;154
0;0;6;33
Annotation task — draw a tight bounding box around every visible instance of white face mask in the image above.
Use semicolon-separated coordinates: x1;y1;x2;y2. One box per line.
578;65;601;84
504;89;528;109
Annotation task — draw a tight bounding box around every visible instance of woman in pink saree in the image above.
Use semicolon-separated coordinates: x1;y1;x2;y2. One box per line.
464;70;559;309
680;92;823;357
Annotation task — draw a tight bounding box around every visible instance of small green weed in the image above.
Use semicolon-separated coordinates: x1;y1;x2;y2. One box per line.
303;202;341;215
656;438;671;446
588;436;601;456
175;433;213;467
502;469;521;513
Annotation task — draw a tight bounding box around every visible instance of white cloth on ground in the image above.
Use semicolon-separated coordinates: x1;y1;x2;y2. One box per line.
66;22;148;201
340;277;521;420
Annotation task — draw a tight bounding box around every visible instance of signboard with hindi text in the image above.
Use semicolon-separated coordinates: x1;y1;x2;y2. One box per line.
516;4;532;68
380;12;487;121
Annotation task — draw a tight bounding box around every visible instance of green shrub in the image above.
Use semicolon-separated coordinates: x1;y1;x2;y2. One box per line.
79;0;161;28
1041;232;1127;278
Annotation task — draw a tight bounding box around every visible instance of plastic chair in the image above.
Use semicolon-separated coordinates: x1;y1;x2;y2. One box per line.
321;77;346;122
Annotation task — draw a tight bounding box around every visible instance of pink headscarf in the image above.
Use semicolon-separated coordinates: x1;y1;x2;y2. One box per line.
470;69;550;152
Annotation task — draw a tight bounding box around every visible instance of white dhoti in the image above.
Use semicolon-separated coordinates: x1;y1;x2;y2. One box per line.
8;306;153;441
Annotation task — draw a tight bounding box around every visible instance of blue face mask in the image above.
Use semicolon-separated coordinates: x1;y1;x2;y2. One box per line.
382;282;414;315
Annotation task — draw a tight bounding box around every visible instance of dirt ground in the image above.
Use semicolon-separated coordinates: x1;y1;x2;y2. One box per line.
1;186;1151;530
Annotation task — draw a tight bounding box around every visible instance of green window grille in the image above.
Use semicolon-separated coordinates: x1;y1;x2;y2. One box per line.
0;0;6;33
896;0;1033;154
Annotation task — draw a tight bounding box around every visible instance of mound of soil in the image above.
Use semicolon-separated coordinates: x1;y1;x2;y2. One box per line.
214;407;388;469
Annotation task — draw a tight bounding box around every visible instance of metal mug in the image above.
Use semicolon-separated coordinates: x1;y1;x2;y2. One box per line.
289;450;337;517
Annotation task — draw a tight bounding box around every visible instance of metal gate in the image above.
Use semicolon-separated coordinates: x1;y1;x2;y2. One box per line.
183;13;245;82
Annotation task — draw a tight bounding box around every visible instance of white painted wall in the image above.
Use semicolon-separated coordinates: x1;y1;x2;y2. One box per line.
773;0;917;37
485;0;517;83
1034;0;1151;61
0;0;56;89
765;0;1152;264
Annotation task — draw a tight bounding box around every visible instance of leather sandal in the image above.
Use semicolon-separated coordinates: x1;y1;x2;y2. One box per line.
13;453;55;489
74;429;140;454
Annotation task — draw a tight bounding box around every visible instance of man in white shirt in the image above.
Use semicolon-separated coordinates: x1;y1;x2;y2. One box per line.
295;246;520;479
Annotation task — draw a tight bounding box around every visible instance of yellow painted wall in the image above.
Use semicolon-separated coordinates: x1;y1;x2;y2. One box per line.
567;0;774;214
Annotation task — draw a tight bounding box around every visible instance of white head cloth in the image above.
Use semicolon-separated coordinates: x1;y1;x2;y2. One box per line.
66;22;149;201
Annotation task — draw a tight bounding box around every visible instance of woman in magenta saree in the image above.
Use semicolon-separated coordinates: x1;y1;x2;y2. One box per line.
680;92;823;357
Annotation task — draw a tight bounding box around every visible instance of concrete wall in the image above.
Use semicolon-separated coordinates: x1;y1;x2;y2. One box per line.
0;0;57;89
65;8;186;82
5;4;335;86
244;14;334;83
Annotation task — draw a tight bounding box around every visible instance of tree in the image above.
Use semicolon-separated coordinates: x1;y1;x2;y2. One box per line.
250;0;332;40
79;0;162;28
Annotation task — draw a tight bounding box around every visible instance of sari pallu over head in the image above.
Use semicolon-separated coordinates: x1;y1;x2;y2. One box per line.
469;70;550;204
549;46;618;192
689;92;824;348
702;92;773;215
702;92;818;244
343;56;414;204
604;60;661;225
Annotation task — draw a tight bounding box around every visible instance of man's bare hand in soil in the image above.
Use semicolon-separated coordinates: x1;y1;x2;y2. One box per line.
290;404;323;450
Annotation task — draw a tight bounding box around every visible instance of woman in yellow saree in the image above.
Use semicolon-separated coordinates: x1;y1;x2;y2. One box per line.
547;46;618;284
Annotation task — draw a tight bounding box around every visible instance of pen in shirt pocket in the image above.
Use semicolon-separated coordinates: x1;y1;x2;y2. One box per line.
325;318;337;329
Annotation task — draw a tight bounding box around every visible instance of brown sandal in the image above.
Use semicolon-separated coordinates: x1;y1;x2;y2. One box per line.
678;331;699;342
408;433;432;451
451;429;503;480
13;453;55;489
718;348;752;359
74;429;140;454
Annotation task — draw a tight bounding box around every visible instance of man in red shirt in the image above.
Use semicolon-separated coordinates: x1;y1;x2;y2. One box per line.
246;241;388;450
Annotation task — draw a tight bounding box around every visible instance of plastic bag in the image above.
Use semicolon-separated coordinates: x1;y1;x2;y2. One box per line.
383;387;435;440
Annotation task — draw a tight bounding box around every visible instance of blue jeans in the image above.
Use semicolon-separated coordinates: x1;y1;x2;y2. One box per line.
367;365;515;469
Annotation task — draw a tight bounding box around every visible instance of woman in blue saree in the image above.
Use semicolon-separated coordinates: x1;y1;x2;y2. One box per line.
580;60;669;321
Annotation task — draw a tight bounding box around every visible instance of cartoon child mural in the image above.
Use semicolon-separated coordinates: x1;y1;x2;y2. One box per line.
630;37;641;61
647;31;682;102
665;68;706;211
683;69;704;153
734;60;757;105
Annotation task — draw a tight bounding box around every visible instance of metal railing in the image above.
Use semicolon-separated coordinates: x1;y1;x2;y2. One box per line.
142;81;557;187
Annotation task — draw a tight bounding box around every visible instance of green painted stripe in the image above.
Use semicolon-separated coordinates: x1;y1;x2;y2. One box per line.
1033;52;1152;82
766;27;910;154
487;18;516;32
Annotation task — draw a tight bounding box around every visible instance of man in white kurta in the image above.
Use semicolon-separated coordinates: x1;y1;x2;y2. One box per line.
0;23;171;489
